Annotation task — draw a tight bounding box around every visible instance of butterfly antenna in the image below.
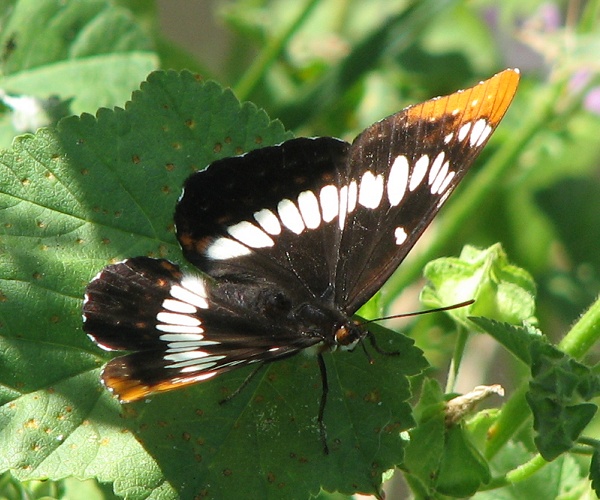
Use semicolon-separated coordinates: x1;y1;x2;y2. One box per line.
360;299;475;326
361;299;475;357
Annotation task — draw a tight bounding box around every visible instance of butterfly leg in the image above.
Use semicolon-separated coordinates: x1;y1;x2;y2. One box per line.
367;331;401;356
219;363;266;405
317;353;330;455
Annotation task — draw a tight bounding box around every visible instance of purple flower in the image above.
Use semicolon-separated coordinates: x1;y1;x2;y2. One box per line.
584;87;600;115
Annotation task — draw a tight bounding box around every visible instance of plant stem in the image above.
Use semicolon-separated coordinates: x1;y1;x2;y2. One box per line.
558;295;600;360
234;0;320;101
484;383;531;459
446;325;469;393
482;454;548;490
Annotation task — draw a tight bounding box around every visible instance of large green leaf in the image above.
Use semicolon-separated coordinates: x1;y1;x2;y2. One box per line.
0;70;427;499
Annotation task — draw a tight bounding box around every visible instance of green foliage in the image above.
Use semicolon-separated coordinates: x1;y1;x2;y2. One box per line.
422;244;537;325
404;380;492;497
1;0;600;498
0;0;157;146
472;317;600;461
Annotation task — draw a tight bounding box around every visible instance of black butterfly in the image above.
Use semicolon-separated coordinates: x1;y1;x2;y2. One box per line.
83;69;519;452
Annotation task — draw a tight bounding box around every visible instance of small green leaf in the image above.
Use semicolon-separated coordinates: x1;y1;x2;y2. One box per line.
421;243;537;326
403;379;492;497
402;379;447;495
436;425;491;497
527;341;600;461
472;317;600;461
468;317;541;365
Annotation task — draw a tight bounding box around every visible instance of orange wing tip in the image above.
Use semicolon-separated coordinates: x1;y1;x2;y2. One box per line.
406;68;520;126
102;369;219;403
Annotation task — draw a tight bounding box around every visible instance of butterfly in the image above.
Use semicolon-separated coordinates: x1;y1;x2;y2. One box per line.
82;69;519;452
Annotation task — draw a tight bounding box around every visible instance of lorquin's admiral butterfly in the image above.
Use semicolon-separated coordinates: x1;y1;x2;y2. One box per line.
83;69;519;452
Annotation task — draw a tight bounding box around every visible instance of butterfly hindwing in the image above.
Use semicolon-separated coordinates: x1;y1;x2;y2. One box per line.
83;257;321;402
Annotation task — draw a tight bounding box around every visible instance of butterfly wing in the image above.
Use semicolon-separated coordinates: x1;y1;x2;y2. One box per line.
83;257;321;402
176;70;519;314
175;136;352;302
335;69;520;312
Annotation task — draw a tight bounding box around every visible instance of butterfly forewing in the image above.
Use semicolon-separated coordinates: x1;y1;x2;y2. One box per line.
176;137;351;302
336;69;520;311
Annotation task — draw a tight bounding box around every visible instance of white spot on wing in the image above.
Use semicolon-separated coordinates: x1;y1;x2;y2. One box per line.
347;180;358;213
278;199;305;234
160;333;205;342
179;363;218;373
173;279;208;309
319;184;338;223
409;155;429;191
254;208;281;235
165;350;210;362
470;118;492;147
297;190;321;229
458;122;472;142
430;160;450;194
180;372;218;382
162;298;196;314
358;171;384;209
437;170;456;194
428;152;446;186
394;227;408;245
157;325;204;335
338;184;348;229
156;312;201;327
444;132;453;144
227;220;274;248
206;237;252;260
387;155;409;206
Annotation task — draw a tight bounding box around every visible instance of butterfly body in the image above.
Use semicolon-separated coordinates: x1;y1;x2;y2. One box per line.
83;70;520;437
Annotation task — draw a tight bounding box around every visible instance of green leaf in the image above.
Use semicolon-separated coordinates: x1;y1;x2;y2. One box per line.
402;379;447;496
0;69;428;498
468;317;541;365
472;317;600;461
0;0;152;75
527;341;599;461
421;243;537;326
403;379;492;497
436;425;491;497
0;0;158;145
590;446;600;497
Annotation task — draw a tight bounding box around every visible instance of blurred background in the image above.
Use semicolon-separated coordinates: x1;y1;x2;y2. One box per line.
1;0;599;498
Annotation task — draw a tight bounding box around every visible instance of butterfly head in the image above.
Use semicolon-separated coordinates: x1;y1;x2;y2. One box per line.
333;320;364;351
